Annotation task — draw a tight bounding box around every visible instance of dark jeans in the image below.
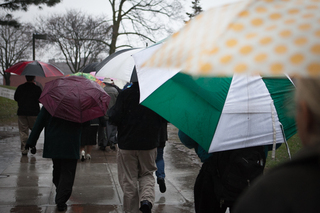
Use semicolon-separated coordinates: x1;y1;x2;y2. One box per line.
155;147;165;178
52;158;78;205
194;159;231;213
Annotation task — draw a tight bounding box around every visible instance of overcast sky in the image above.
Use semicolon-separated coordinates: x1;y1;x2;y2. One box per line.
11;0;240;23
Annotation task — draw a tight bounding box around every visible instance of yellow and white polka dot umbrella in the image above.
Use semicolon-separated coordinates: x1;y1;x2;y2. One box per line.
144;0;320;77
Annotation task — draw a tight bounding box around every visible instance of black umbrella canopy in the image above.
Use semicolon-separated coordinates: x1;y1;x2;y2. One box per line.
80;62;100;73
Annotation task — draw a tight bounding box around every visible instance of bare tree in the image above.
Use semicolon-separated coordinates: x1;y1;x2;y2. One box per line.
106;0;185;54
37;10;111;73
0;15;34;85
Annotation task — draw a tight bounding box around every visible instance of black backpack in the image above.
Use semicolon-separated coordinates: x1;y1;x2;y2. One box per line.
212;146;266;207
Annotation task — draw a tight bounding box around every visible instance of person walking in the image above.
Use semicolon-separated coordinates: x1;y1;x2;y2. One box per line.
14;75;42;155
155;120;168;193
25;107;86;211
233;78;320;213
108;81;163;213
98;78;119;151
81;116;106;161
178;130;265;213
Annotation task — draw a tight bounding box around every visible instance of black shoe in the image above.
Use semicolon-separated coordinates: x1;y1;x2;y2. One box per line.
110;143;116;151
99;146;106;151
139;200;152;213
157;178;166;193
57;203;67;211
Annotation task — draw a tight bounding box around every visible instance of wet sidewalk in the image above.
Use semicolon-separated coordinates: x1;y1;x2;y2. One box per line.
0;124;201;213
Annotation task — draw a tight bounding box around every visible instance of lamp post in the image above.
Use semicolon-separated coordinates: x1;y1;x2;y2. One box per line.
33;33;47;60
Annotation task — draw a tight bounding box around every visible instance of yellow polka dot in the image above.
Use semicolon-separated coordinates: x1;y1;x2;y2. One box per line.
195;13;204;21
270;13;282;20
246;33;257;39
209;47;219;54
266;25;277;31
239;10;249;17
200;63;212;74
307;63;320;76
280;30;292;37
295;37;308;46
240;45;253;55
299;24;311;30
271;63;284;74
251;18;264;26
275;45;287;54
172;32;180;38
288;9;299;14
290;54;305;64
264;0;274;2
234;64;247;73
303;14;314;19
260;37;272;45
230;23;244;31
226;39;238;47
285;19;295;24
256;7;267;13
315;30;320;37
311;44;320;54
220;55;232;64
254;53;267;62
307;5;318;9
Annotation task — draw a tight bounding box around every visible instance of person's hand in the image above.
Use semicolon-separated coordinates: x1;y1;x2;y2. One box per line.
25;144;30;150
30;147;37;154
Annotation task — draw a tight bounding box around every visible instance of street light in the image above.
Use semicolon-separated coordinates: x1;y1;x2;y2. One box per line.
33;33;47;60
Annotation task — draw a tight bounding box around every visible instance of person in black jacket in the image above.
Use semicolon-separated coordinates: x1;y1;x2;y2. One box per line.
14;75;42;155
108;82;163;213
234;78;320;213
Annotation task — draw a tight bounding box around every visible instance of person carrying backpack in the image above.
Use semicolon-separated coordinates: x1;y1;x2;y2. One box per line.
178;130;266;213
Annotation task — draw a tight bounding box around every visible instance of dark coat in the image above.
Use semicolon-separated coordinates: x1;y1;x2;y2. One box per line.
158;120;168;148
14;82;42;116
234;142;320;213
108;82;163;150
27;107;84;159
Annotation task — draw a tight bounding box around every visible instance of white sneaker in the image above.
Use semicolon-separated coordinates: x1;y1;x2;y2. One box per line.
86;154;91;160
81;150;85;161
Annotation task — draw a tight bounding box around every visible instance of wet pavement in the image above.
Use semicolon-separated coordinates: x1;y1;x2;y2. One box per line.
0;123;202;213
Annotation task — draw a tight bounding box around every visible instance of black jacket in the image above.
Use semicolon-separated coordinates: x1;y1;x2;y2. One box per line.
234;142;320;213
14;82;42;116
108;82;163;150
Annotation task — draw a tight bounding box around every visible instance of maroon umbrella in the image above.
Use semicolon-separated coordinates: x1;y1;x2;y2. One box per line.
39;76;111;123
5;60;64;77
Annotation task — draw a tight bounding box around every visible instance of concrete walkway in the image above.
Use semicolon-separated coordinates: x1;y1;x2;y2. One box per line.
0;124;201;213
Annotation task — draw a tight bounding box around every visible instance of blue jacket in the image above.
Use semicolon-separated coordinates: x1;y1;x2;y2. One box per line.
178;130;212;162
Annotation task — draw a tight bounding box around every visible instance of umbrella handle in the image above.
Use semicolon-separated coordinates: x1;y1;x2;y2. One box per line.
271;101;277;159
280;124;291;160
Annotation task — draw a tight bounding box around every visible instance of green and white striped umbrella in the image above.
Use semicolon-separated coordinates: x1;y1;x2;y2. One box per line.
133;45;297;153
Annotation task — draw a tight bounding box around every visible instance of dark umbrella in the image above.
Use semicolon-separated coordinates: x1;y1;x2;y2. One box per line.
39;76;111;123
5;61;64;77
80;62;100;73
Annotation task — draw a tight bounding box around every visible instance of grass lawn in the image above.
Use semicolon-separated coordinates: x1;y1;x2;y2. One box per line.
0;85;18;125
265;133;302;170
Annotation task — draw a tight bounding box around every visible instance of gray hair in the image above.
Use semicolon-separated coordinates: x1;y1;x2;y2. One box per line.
296;78;320;121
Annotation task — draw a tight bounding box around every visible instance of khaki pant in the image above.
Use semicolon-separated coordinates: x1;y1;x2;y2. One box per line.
117;148;157;213
18;116;37;153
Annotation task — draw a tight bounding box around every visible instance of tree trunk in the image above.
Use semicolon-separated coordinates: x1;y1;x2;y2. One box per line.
3;72;11;86
109;24;119;55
